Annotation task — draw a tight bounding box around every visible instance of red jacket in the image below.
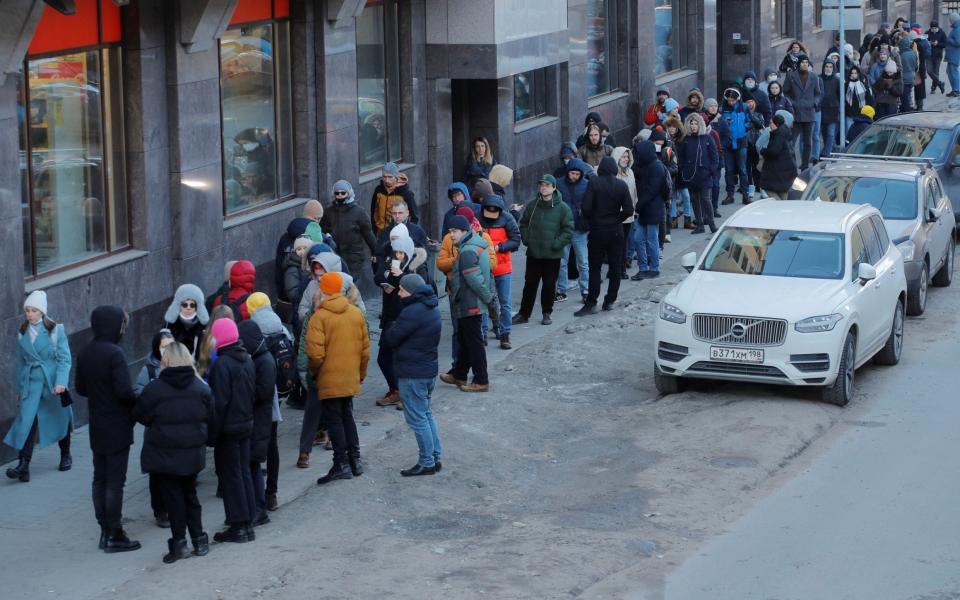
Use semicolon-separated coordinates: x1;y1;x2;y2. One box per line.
213;260;256;320
643;102;663;127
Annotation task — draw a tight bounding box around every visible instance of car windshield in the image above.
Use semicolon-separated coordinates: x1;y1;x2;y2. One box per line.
804;176;918;220
846;125;952;160
701;227;844;280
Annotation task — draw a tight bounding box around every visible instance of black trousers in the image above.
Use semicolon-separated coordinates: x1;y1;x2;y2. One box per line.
266;422;279;496
155;473;203;541
689;188;716;231
20;415;70;460
621;222;632;264
795;121;814;170
149;473;166;516
320;396;360;465
214;437;256;526
519;257;561;318
298;387;327;455
587;228;625;306
92;447;130;531
452;315;488;385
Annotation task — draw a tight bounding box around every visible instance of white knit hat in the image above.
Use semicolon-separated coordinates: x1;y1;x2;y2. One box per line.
24;290;47;315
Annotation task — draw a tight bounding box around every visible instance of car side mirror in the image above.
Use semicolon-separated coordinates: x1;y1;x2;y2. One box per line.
928;206;941;222
681;252;698;273
857;263;877;284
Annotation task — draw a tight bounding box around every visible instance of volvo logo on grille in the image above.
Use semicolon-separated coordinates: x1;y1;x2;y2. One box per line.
730;323;747;338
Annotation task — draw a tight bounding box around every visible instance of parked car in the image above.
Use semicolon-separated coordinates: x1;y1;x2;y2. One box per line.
801;159;955;315
654;201;907;407
791;112;960;227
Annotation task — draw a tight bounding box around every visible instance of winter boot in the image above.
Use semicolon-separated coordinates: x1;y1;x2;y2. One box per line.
316;462;353;485
499;333;512;350
163;538;190;564
104;528;141;553
252;510;271;527
213;525;250;544
5;453;29;482
98;526;107;550
155;512;170;528
348;453;364;477
58;451;72;472
191;533;210;556
296;452;310;468
722;193;735;205
266;493;278;511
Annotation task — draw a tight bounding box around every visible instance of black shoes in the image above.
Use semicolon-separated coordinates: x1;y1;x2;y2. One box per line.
541;314;552;325
252;510;271;527
631;272;646;281
601;302;614;311
581;294;589;304
555;293;567;302
434;460;442;472
574;304;599;317
163;538;191;564
317;462;353;485
98;528;107;550
511;314;529;325
213;525;250;544
691;228;705;234
500;333;512;349
401;464;437;477
266;493;278;511
58;451;72;472
5;456;29;482
349;455;364;477
722;195;735;205
104;528;141;553
191;533;210;556
155;512;170;528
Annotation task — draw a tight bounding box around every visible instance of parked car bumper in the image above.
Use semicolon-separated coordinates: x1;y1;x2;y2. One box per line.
904;259;925;294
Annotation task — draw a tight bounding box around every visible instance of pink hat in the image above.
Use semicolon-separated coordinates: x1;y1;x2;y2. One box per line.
211;318;239;349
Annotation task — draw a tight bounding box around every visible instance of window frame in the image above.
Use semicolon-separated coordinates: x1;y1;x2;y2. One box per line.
586;0;621;98
654;0;687;76
514;68;551;124
19;43;130;281
858;219;884;265
217;16;296;218
870;215;891;250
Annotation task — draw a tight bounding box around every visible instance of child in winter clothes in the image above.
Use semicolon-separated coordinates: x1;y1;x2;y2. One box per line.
847;105;875;145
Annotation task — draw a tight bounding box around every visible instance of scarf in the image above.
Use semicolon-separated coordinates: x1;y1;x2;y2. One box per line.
27;320;42;343
846;80;867;106
179;312;199;325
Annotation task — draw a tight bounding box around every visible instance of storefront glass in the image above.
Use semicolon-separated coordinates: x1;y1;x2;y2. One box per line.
357;0;402;172
586;0;619;97
654;0;677;75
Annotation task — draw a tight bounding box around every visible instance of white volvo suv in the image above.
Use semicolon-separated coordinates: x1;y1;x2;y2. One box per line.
654;201;907;406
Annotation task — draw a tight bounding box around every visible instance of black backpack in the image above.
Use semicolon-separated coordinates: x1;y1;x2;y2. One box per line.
264;332;297;397
219;289;249;322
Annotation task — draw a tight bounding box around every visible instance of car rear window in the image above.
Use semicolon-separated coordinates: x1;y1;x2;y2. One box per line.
701;227;844;280
804;175;918;220
846;124;952;160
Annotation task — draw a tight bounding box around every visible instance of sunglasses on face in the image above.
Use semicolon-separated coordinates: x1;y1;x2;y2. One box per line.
181;302;197;309
334;191;348;197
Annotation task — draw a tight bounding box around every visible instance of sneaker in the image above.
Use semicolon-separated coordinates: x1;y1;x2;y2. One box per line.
541;314;553;325
664;234;672;243
574;304;599;317
555;293;568;302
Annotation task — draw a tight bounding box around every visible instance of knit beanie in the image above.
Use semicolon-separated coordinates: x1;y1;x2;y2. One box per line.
473;178;494;200
455;206;477;221
293;236;314;255
663;98;680;113
245;292;271;315
447;215;470;232
302;199;323;221
704;97;719;109
24;290;47;315
650;129;667;143
884;59;898;75
860;105;876;119
320;271;344;296
399;273;426;294
383;162;401;178
304;221;324;242
211;318;239;350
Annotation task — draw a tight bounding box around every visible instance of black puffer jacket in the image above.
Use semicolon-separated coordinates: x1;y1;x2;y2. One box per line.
166;317;205;359
759;126;797;193
581;156;633;230
134;366;214;476
76;306;136;455
238;321;276;462
207;342;256;442
633;141;669;226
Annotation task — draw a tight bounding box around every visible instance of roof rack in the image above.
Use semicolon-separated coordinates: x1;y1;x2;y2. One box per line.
819;155;934;168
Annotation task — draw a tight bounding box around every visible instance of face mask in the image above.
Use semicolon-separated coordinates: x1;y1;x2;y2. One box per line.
745;81;755;89
767;75;778;83
654;145;661;153
242;142;258;152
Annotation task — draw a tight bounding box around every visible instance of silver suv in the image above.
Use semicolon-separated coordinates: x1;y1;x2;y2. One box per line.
801;158;955;315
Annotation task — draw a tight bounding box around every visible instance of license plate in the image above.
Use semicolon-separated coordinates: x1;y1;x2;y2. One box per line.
710;346;764;363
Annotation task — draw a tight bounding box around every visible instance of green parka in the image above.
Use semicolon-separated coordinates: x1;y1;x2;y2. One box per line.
518;191;574;259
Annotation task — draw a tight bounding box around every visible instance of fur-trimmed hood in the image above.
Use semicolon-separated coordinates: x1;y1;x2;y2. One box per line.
683;112;707;136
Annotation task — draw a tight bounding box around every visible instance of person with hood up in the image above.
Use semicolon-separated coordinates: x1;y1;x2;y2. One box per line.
478;195;521;350
677;113;719;235
296;243;342;323
462;137;496;190
758;67;779;95
370;162;418;235
742;72;772;122
514;175;574;326
205;261;235;315
844;65;875;133
779;40;810;73
5;291;74;483
847;105;875;145
442;182;483;237
439;216;494;392
577;123;613;169
555;158;592;303
321;180;377;293
631;141;669;280
237;320;276;528
646;129;678;248
898;35;919;111
306;272;370;485
643;88;671;126
819;60;842;158
759;111;798;199
871;50;904;117
576;112;617;148
945;13;960;96
679;89;705;122
657;98;682;126
719;87;751;205
927;21;947;94
75;305;140;553
207;318;258;544
380;274;443;476
273;200;323;301
212;260;256;321
783;54;823;171
575;156;633;315
164;284;209;359
740;92;768;204
133;342;215;564
612;147;638;277
662;116;693;229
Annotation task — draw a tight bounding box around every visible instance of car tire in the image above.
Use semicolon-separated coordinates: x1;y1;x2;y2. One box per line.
906;262;929;316
874;300;904;366
821;332;856;407
932;242;954;287
654;364;683;395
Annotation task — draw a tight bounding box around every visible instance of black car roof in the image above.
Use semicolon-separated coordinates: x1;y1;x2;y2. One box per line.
874;111;960;129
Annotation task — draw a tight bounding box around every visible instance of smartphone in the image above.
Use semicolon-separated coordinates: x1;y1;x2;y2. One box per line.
391;259;401;271
380;283;395;293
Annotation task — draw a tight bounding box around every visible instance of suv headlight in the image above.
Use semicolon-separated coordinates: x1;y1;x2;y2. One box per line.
795;314;843;333
896;239;916;262
791;177;808;192
659;302;687;324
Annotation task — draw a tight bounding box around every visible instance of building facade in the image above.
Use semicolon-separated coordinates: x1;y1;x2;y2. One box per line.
0;0;941;456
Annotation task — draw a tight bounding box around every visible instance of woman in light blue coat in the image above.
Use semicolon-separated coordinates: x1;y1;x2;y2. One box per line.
4;291;73;482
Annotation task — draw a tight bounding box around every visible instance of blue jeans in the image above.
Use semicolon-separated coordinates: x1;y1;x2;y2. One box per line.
948;62;960;93
900;86;914;112
493;273;512;335
626;222;640;260
670;188;691;218
399;378;441;468
723;145;749;194
811;110;822;160
821;120;838;157
634;224;660;273
558;230;589;295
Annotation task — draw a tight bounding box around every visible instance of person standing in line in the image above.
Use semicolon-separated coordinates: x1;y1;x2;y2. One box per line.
576;156;633;316
513;176;574;326
871;50;904;118
759;112;798;200
133;328;175;529
164;284;208;360
321;180;378;292
133;342;215;564
719;87;751;205
819;60;842;158
380;274;443;476
307;272;370;485
927;21;947;94
75;305;140;553
207;318;257;544
844;66;874;134
370;162;418;236
631;141;668;280
611;147;638;280
442;182;483;236
946;13;960;97
783;55;822;171
463;137;496;190
677;113;719;235
554;159;591;303
578;123;614;169
4;291;73;482
237;320;276;528
898;36;919;112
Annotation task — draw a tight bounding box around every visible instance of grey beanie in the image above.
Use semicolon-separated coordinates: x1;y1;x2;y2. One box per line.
704;97;719;109
333;179;353;194
950;13;960;25
383;162;401;178
399;273;426;294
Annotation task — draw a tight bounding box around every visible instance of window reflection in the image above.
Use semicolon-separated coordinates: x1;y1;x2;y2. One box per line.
357;0;402;172
655;0;676;75
586;0;618;97
515;69;547;122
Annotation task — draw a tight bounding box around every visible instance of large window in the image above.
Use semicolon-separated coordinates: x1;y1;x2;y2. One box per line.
586;0;620;97
774;0;789;38
357;0;402;172
220;17;294;215
18;0;128;277
654;0;684;75
515;69;548;122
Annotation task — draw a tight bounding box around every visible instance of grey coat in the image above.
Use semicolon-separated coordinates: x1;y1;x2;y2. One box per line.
783;70;823;123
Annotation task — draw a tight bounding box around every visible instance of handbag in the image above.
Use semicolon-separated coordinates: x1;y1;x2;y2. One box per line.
59;389;73;408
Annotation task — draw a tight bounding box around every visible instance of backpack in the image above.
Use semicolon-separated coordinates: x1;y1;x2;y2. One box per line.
659;160;674;200
264;332;297;397
219;289;249;322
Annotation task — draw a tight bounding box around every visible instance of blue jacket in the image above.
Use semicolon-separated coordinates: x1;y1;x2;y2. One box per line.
441;182;483;236
555;158;591;232
720;101;749;149
947;21;960;65
380;285;441;379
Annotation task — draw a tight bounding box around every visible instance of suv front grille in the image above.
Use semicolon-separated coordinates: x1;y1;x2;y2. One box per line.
688;361;787;378
692;314;787;347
